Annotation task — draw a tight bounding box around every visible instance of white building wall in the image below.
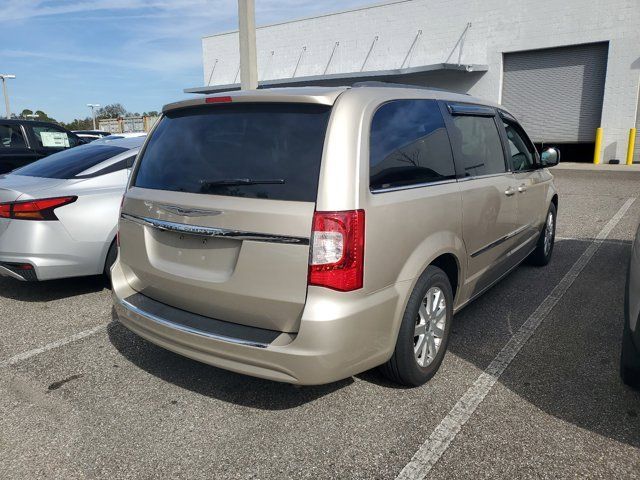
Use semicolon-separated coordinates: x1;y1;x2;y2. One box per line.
201;0;640;162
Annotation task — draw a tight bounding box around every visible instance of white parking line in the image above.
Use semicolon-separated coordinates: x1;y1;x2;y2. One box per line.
0;323;108;368
397;197;635;480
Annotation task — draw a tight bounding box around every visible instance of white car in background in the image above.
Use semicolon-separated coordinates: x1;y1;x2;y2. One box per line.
73;130;112;142
102;132;147;140
0;136;145;281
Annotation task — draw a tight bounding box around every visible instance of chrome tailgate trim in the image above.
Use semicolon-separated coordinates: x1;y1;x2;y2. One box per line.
121;213;309;245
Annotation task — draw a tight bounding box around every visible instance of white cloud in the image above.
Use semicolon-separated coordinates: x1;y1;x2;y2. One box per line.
1;47;202;73
0;0;213;22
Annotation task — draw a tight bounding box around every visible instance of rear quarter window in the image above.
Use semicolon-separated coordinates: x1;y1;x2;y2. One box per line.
369;99;455;191
133;103;332;202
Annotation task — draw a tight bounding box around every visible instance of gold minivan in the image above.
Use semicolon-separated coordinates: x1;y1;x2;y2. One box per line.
112;84;559;386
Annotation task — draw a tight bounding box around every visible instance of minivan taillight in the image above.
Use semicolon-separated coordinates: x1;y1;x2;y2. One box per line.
0;196;77;221
309;210;365;292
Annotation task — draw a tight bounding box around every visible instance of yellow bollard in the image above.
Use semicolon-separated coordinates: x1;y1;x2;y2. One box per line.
627;128;637;165
593;127;603;165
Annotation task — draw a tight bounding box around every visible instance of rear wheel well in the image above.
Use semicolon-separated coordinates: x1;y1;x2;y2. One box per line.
104;238;118;277
430;254;459;301
551;194;558;211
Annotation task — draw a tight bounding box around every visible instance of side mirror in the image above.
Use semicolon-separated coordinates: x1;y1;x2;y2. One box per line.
541;147;560;167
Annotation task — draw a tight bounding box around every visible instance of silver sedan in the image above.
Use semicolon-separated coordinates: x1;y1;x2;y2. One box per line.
0;136;145;281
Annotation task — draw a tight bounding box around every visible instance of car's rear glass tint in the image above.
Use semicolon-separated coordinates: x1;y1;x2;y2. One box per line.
12;144;128;179
133;103;332;202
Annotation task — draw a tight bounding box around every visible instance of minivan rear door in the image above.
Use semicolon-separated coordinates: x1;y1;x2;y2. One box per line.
119;102;332;333
444;103;520;295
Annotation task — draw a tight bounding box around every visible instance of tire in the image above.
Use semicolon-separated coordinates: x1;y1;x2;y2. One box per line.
104;240;117;280
380;266;453;387
528;202;557;266
621;319;640;389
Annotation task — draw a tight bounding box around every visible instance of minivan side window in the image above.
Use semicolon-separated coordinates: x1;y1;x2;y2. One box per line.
450;115;506;177
503;120;537;171
369;99;455;191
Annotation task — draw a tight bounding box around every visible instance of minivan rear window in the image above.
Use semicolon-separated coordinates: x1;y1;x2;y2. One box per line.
133;103;332;202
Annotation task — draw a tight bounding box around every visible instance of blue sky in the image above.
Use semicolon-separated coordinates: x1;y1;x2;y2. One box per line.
0;0;374;123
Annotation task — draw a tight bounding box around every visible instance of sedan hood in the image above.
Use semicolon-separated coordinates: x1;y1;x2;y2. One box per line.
0;175;74;203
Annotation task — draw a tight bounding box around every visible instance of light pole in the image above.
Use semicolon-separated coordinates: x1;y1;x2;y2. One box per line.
0;74;16;119
238;0;258;90
87;103;100;130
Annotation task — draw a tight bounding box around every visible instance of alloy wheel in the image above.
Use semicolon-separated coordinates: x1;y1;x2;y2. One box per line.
414;287;447;367
544;211;554;256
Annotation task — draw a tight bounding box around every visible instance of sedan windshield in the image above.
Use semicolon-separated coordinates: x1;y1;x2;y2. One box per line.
13;144;128;179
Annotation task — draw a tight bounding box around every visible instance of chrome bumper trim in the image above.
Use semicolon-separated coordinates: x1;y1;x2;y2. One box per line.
117;296;271;349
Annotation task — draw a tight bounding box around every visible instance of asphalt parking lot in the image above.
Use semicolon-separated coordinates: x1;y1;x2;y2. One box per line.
1;168;639;479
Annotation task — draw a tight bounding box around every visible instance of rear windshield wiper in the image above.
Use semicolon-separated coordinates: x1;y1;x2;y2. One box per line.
200;178;285;187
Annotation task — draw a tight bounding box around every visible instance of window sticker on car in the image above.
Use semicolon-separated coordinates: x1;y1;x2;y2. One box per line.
40;131;70;148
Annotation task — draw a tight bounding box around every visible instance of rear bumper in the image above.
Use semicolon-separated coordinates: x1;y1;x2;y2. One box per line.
0;262;38;281
112;259;411;385
0;219;106;281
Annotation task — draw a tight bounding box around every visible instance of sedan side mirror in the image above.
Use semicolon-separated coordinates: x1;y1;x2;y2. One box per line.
541;147;560;167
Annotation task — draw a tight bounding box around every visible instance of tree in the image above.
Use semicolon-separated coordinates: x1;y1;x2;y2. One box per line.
18;109;57;122
96;103;127;119
62;117;94;131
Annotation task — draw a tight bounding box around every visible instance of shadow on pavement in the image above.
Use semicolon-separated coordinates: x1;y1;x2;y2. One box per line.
106;317;351;411
448;238;640;448
0;275;107;302
106;238;640;436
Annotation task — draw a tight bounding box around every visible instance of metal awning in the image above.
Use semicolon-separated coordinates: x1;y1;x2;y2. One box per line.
184;62;488;94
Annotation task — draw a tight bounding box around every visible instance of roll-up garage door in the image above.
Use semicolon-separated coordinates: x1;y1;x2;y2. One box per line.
635;90;640;163
502;42;609;143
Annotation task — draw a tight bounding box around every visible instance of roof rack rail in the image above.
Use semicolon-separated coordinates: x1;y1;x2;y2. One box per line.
352;81;469;95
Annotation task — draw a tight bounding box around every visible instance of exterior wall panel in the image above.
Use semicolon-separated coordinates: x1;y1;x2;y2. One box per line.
635;89;640;163
198;0;640;162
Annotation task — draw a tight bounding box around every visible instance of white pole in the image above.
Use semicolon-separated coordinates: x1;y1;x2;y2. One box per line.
87;104;100;130
238;0;258;90
1;78;9;118
0;74;15;118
